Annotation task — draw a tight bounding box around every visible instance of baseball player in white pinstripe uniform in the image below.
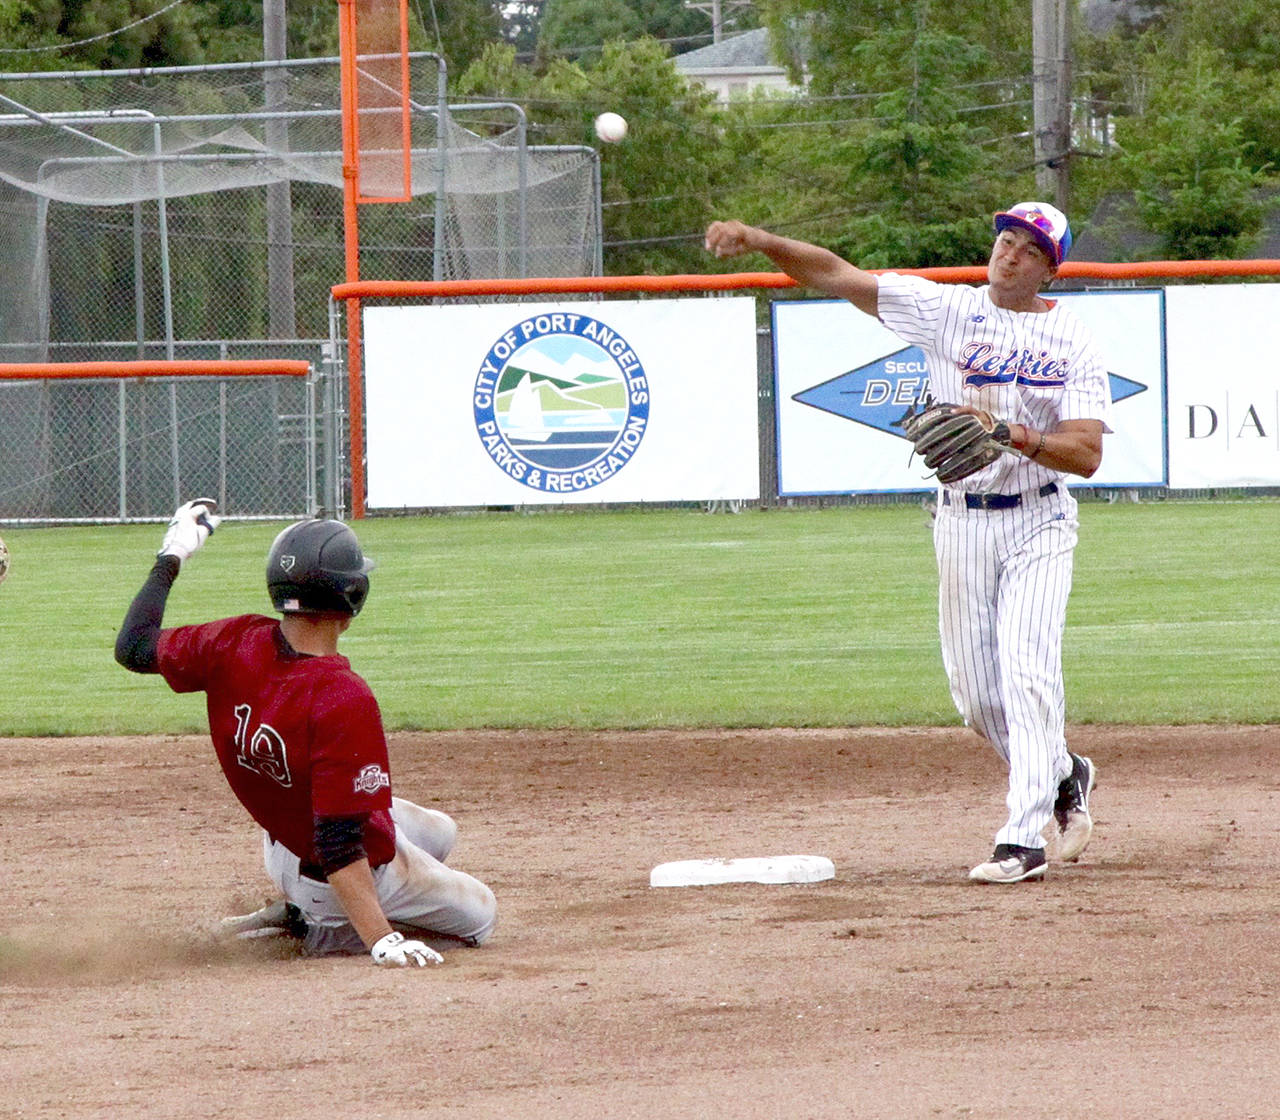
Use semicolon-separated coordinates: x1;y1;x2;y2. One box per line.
706;202;1110;883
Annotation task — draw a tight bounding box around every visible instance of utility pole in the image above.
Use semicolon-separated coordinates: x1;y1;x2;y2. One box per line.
684;0;753;44
264;0;296;339
1032;0;1072;212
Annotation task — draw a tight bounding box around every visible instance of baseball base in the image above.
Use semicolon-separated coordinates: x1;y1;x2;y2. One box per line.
649;854;835;887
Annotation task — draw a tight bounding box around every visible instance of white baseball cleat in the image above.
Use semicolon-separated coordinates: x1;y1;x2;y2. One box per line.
1054;754;1096;862
219;899;305;941
969;844;1047;883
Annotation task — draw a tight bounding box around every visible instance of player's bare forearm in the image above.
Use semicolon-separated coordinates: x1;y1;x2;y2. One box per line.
326;858;395;949
1035;421;1104;477
952;408;1103;478
1014;418;1103;477
704;220;880;316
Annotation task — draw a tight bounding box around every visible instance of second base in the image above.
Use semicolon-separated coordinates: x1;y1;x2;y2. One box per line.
649;854;835;888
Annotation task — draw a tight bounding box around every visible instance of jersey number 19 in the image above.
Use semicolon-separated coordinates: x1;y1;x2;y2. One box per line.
233;703;294;788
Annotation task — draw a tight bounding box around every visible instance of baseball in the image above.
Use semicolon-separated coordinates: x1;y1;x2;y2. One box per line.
594;112;628;144
0;536;8;584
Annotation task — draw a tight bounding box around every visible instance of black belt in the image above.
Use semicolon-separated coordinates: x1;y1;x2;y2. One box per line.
943;481;1058;510
300;859;388;881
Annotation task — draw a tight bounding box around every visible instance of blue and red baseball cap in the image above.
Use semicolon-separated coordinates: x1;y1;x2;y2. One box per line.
993;202;1072;265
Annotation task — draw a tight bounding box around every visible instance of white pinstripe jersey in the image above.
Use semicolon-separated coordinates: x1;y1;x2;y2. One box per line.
876;273;1114;494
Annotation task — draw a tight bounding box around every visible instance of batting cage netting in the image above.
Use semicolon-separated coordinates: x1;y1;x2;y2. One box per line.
0;55;600;521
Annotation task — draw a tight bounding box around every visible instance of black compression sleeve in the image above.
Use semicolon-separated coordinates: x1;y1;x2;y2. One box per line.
114;554;180;673
313;814;369;876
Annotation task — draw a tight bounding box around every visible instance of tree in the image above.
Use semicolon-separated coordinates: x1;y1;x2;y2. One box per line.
1111;46;1268;259
722;7;1032;269
14;1;501;70
457;38;736;274
759;0;1027;94
629;0;742;54
1129;0;1280;173
14;0;205;69
537;0;643;61
510;0;757;60
412;0;503;72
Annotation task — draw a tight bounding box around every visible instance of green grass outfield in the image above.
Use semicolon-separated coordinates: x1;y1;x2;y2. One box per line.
0;500;1275;736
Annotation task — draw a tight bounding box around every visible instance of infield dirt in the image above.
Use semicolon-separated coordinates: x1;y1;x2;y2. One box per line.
3;725;1278;1119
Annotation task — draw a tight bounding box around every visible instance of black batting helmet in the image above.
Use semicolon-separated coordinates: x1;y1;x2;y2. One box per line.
266;519;375;616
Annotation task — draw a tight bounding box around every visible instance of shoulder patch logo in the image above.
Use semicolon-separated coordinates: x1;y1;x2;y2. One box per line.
353;764;390;795
472;312;650;494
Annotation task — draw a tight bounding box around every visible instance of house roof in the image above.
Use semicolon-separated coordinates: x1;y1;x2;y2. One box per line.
1053;190;1280;288
673;28;777;72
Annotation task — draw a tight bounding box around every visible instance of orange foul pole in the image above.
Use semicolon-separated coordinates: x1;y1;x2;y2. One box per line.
337;0;367;519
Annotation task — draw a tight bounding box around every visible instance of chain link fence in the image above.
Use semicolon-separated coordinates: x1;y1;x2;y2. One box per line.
0;56;600;522
0;352;325;523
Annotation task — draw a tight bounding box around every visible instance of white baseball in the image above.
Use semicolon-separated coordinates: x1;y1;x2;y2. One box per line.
594;112;628;144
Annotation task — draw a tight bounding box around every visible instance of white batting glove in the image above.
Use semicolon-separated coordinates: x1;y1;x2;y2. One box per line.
371;931;442;968
158;498;221;564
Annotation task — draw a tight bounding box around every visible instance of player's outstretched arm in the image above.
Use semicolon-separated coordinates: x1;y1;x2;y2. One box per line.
115;499;222;673
704;220;880;317
114;555;179;672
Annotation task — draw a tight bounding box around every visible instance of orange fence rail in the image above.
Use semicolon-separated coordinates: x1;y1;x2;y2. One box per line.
0;359;311;381
333;259;1280;304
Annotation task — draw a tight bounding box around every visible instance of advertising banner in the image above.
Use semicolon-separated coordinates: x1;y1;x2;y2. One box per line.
772;289;1167;496
362;298;760;508
1166;285;1280;488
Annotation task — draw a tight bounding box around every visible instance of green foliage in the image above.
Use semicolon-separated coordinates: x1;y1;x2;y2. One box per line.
628;0;750;54
3;0;1279;281
30;0;206;69
519;0;743;59
713;16;1029;270
538;0;643;61
500;0;543;53
1142;0;1280;76
1;501;1276;736
458;38;732;274
1112;47;1268;259
0;0;27;39
411;0;503;73
7;1;501;71
759;0;1029;96
190;0;340;64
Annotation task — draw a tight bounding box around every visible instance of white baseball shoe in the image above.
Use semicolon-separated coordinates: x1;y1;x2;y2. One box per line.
1053;754;1097;862
969;844;1047;883
219;899;305;941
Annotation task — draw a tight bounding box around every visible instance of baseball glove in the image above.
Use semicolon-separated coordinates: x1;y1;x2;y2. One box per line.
895;397;1016;484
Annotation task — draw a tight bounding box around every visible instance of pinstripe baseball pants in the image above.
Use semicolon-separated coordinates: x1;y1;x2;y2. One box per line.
934;484;1078;849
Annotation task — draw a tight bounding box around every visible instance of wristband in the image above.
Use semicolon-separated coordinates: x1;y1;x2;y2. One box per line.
1027;430;1047;460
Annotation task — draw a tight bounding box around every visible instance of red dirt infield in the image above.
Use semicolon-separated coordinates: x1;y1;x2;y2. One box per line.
3;724;1278;1119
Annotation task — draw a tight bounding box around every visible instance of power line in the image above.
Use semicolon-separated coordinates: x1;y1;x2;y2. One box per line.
0;0;187;55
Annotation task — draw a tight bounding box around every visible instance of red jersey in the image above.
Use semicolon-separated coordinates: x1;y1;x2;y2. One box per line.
156;614;396;867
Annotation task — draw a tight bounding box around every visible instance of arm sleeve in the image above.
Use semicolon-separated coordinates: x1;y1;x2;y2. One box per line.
114;555;181;673
313;814;369;877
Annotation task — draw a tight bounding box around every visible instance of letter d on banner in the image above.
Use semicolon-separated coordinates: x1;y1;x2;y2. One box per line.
1188;404;1218;439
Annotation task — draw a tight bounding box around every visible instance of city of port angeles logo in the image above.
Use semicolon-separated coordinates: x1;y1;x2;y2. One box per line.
472;312;651;494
